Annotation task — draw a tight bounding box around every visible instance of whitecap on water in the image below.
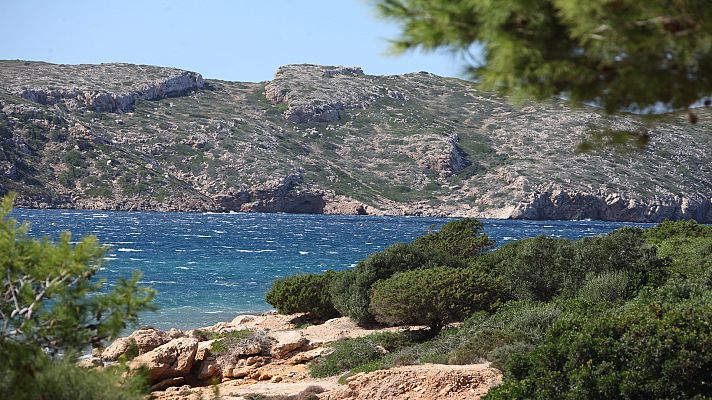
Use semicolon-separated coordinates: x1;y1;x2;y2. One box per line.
299;251;309;255
176;266;191;270
117;248;142;252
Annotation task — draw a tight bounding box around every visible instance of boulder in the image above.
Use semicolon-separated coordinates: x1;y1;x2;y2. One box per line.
195;340;216;362
223;364;257;379
130;327;171;354
270;331;308;358
288;347;330;365
101;337;132;361
129;338;199;383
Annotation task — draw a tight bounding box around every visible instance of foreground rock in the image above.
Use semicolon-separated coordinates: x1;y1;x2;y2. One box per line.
101;312;500;399
128;338;199;383
322;364;502;400
101;326;172;361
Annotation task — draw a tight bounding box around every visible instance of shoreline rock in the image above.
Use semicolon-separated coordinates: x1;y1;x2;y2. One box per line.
13;189;712;223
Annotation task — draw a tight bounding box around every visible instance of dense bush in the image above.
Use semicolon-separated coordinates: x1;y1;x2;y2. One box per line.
266;271;340;319
651;234;712;277
369;266;504;332
486;295;712;399
411;218;494;259
482;228;667;301
481;235;573;300
643;219;712;244
330;243;458;324
577;271;631;304
330;218;493;325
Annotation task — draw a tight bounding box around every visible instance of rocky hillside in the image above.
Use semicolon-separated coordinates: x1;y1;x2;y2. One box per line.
1;60;711;222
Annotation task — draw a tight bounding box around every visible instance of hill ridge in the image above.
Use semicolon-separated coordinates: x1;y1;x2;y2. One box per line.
1;60;711;222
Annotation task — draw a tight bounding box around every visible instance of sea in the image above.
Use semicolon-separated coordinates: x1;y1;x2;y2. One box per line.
11;209;651;330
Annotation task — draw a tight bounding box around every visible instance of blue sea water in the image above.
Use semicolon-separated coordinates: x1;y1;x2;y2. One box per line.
11;209;650;330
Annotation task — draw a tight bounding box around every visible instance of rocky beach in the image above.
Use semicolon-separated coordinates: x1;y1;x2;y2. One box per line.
89;312;501;400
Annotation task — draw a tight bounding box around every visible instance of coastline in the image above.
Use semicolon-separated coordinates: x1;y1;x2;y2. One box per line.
12;189;712;224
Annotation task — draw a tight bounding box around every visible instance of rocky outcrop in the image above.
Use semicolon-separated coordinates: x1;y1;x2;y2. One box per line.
264;64;406;123
14;71;204;113
511;191;712;223
215;174;326;214
321;364;501;400
129;338;199;383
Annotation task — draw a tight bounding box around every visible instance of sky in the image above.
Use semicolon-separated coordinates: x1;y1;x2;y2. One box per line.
1;0;476;82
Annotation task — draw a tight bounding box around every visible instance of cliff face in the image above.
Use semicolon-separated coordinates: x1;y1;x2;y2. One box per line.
511;192;712;223
1;60;711;222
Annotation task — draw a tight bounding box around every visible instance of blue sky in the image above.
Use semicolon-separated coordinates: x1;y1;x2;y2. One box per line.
1;0;476;82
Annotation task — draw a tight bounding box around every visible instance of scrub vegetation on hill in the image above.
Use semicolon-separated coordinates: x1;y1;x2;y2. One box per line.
266;218;712;399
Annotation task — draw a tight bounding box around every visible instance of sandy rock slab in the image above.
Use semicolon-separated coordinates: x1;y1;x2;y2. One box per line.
128;338;199;383
321;363;502;400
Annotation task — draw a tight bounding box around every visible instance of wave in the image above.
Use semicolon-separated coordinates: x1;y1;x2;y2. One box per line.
235;249;276;253
117;248;143;252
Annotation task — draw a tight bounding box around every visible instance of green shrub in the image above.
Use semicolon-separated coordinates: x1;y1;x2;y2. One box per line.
330;243;455;325
485;341;533;371
485;296;712;399
308;331;416;378
483;228;667;301
309;337;385;378
577;271;631;304
654;236;712;276
208;329;255;354
411;218;494;259
447;328;527;365
329;218;492;325
643;219;712;244
369;266;504;332
482;235;573;301
266;271;340;319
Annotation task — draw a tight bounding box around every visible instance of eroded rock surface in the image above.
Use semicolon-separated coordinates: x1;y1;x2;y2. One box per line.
129;338;199;383
322;363;502;400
